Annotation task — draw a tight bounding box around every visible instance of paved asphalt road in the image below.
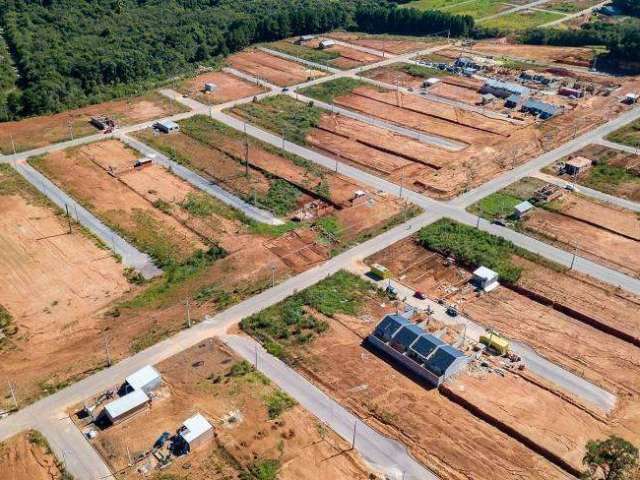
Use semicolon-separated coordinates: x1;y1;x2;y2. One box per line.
120;135;284;225
13;161;162;279
539;0;610;27
3;39;640;479
225;335;437;480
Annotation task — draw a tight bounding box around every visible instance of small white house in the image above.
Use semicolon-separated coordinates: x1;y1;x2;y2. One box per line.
154;120;180;134
423;77;440;88
125;365;162;395
472;266;499;292
103;389;150;424
179;413;214;451
319;39;336;50
513;200;534;219
203;82;217;93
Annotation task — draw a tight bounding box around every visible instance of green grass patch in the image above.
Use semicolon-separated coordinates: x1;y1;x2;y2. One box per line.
240;270;379;358
399;63;448;78
606;119;640;148
268;41;340;66
468;192;523;220
0;304;16;339
481;10;566;29
231;95;322;145
0;164;53;208
418;218;555;284
264;390;297;419
299;77;368;103
448;0;510;18
253;179;302;216
582;162;640;193
240;459;280;480
399;0;472;11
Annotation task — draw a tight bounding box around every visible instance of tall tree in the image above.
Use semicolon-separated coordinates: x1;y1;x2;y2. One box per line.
582;436;639;480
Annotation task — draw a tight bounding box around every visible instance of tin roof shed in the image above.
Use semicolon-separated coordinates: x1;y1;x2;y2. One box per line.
180;413;213;445
104;390;149;422
125;365;162;394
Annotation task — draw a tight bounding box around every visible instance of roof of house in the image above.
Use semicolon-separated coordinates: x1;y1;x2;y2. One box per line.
484;79;529;96
424;345;465;376
374;314;410;340
126;365;161;391
514;200;534;214
566;156;592;168
393;324;423;349
505;94;521;104
473;266;498;281
320;39;336;46
410;334;445;359
523;98;558;116
104;390;149;419
157;119;179;129
180;413;213;444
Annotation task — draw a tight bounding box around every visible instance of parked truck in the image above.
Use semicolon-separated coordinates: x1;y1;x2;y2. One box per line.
480;331;510;355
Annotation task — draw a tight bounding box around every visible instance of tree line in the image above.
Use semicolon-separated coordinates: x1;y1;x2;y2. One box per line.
0;0;472;121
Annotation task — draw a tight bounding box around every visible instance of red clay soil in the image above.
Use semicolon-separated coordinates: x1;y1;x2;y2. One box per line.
468;41;595;68
522;209;640;277
178;70;266;104
428;81;483;105
0;93;184;154
305;39;383;65
327;32;435;54
514;257;640;343
294;317;570;480
228;50;326;86
460;286;640;398
316;113;451;169
0;432;65;480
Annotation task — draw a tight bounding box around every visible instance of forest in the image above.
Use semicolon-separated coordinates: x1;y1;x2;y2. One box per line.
0;0;471;121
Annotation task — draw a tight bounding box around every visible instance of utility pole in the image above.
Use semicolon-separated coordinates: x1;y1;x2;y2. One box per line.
255;343;259;369
186;297;192;328
10;133;16;155
281;128;286;150
351;420;358;449
399;168;404;199
103;332;111;367
271;265;276;288
244;123;250;178
7;380;17;410
570;241;578;269
65;204;72;234
68;118;74;141
476;216;480;229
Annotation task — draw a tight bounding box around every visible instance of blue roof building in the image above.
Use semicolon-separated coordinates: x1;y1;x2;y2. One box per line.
409;334;445;363
480;79;530;99
424;345;468;377
373;314;409;342
391;324;423;352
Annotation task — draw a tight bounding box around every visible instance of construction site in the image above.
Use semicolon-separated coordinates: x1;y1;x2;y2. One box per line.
326;31;443;54
468;177;640;277
0;92;186;154
73;338;371;480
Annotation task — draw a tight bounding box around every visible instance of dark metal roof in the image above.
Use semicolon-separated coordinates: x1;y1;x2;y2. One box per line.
523;98;558;116
374;314;410;341
410;334;445;360
392;324;423;350
424;345;464;376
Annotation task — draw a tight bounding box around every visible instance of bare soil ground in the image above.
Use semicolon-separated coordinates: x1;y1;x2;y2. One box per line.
290;312;569;480
326;32;437;54
522;208;640;277
0;432;66;480
304;39;383;67
465;40;595;68
514;257;640;343
87;338;370;480
178;71;266;104
0;165;130;410
0;93;185;154
429;81;484;104
551;193;640;240
33;140;208;264
228;50;326;86
447;369;608;472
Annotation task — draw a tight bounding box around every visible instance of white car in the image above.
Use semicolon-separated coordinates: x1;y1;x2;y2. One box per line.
564;183;579;192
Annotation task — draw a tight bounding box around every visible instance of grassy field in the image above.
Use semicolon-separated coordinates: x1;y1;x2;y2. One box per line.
230;95;322;144
545;0;602;13
606;119;640;147
481;10;567;29
448;0;510;18
396;63;448;78
399;0;475;11
267;41;340;66
298;77;368;103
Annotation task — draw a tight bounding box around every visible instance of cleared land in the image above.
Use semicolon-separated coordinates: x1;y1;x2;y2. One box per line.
481;10;567;29
545;0;603;13
240;272;570;480
462;40;595;68
0;164;130;410
177;70;267;104
326;31;441;54
302;38;383;69
83;338;370;480
547;144;640;201
0;92;186;154
227;49;326;87
0;431;70;480
448;0;513;18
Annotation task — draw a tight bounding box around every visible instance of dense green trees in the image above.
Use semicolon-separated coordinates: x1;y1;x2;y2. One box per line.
0;0;473;120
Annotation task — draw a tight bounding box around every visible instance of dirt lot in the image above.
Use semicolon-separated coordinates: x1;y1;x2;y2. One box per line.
326;32;438;54
0;93;186;154
289;310;569;480
0;164;130;410
303;38;383;68
32;140;208;266
85;338;370;480
522;207;640;277
178;70;266;104
228;50;326;86
465;40;596;68
0;431;67;480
